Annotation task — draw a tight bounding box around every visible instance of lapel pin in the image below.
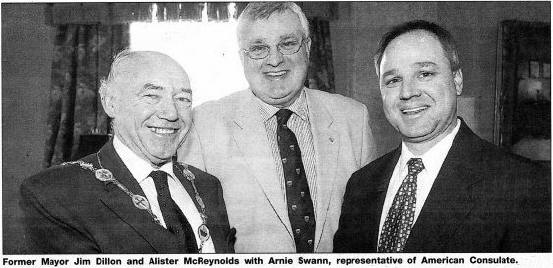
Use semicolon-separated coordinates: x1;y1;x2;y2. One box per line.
329;137;334;143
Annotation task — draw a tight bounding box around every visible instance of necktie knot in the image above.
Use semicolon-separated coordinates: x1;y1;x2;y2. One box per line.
150;170;169;190
276;109;294;125
407;158;424;175
378;157;423;252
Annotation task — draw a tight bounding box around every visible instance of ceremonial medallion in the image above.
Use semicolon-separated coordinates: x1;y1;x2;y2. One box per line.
131;194;150;210
95;169;114;182
198;224;211;242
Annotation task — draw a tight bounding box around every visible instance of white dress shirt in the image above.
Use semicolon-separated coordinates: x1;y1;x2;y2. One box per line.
378;119;461;242
113;136;215;252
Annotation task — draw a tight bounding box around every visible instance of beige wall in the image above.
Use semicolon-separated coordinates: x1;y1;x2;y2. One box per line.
330;1;551;156
2;3;55;253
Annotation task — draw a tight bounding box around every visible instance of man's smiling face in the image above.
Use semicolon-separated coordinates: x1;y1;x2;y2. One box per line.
107;52;193;165
238;10;310;108
379;30;462;150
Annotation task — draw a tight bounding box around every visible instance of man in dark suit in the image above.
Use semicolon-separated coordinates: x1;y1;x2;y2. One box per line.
334;20;551;253
20;50;235;253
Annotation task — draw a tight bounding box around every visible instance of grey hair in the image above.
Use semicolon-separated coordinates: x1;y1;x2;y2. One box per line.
98;48;134;108
99;49;171;114
237;2;310;42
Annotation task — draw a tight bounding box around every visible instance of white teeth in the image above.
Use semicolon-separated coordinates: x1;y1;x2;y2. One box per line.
266;71;286;76
151;128;176;134
402;106;427;114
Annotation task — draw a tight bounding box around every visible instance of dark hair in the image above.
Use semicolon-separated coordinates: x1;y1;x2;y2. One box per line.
374;20;460;75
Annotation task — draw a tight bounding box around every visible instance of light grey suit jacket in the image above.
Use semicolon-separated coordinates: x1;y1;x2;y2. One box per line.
178;88;376;252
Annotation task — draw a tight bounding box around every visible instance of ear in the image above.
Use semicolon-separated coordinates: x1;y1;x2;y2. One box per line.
238;49;245;66
453;69;463;96
101;88;117;118
304;37;312;57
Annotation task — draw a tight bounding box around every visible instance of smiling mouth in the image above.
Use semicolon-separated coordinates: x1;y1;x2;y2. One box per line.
264;70;288;79
149;127;178;135
401;106;429;115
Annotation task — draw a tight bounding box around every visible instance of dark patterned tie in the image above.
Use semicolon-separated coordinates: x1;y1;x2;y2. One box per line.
150;170;198;253
276;109;316;253
378;158;424;253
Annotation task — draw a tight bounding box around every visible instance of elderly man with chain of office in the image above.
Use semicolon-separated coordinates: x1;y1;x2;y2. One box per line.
179;2;376;253
20;50;235;253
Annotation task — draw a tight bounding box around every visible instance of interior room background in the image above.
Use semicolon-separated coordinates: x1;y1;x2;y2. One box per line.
2;2;550;254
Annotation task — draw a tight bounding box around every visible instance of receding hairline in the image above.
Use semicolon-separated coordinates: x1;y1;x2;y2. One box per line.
99;50;187;99
374;20;461;76
113;51;178;74
379;30;451;73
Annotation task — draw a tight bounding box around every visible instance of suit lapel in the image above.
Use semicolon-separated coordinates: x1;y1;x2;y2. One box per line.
304;89;341;250
173;163;229;253
406;121;483;251
368;148;400;251
96;142;187;253
172;163;199;211
231;94;293;238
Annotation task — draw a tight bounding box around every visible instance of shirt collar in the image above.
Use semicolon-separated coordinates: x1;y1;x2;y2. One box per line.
399;118;461;173
255;88;309;122
113;136;175;184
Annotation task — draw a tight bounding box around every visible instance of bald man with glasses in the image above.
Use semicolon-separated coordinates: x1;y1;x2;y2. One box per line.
179;2;376;253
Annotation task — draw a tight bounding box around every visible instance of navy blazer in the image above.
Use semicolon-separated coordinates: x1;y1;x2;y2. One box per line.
20;141;235;253
334;120;551;252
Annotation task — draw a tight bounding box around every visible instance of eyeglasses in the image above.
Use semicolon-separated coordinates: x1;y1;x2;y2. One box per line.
243;38;307;60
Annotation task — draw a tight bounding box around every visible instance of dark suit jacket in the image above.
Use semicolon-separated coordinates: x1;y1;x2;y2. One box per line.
20;141;235;254
334;121;551;252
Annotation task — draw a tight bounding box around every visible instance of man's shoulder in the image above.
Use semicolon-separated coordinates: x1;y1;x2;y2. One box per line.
478;138;547;176
349;149;398;185
194;90;249;116
306;88;366;111
455;125;546;176
176;162;220;185
21;155;101;198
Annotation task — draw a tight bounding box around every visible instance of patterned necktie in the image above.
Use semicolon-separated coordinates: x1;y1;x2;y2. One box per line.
150;170;198;253
378;158;424;253
276;109;316;253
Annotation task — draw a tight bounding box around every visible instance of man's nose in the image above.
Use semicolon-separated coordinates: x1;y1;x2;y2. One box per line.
158;98;178;121
399;78;422;100
265;46;284;67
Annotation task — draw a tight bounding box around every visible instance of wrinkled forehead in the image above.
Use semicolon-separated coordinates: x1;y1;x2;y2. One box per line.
112;55;190;93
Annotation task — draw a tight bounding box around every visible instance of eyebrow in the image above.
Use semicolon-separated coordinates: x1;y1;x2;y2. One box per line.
143;83;163;91
280;34;299;40
381;61;438;77
247;34;300;45
143;83;192;93
413;61;437;68
381;69;398;78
